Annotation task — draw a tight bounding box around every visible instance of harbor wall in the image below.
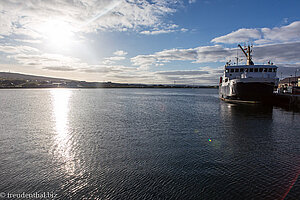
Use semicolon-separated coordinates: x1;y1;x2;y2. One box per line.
271;94;300;109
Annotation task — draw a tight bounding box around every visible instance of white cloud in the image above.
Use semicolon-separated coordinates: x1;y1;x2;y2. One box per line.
140;29;175;35
102;51;127;65
131;45;235;69
212;21;300;45
131;41;300;70
5;41;299;84
105;56;126;61
251;42;300;63
10;53;85;69
155;48;198;60
2;2;300;85
212;28;261;44
43;66;77;71
156;70;209;76
102;56;126;64
82;65;135;74
0;45;39;54
276;64;300;78
194;45;234;63
113;50;128;56
10;52;133;76
261;21;300;43
140;23;188;35
131;54;157;70
0;0;181;39
14;39;42;44
155;67;223;85
180;28;188;32
102;60;116;65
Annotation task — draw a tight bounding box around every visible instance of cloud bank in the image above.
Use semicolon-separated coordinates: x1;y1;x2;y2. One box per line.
212;21;300;45
0;0;183;39
1;1;300;85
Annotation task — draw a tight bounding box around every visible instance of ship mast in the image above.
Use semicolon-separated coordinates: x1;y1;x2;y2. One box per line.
235;49;242;65
238;44;254;65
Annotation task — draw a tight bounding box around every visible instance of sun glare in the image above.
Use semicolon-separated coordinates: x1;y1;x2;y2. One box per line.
39;20;76;49
51;89;76;175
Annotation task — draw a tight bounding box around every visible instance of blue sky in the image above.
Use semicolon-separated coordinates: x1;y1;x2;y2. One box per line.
0;0;300;84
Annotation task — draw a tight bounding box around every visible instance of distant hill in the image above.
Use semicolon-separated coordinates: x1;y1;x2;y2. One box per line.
0;72;71;82
0;72;217;88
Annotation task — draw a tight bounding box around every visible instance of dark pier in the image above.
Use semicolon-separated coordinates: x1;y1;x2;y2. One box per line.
271;93;300;109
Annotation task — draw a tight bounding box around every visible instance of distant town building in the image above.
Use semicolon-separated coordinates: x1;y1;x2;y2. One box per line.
52;83;62;87
278;76;300;87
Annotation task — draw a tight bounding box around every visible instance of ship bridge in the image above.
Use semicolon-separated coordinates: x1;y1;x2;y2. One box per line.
224;65;277;79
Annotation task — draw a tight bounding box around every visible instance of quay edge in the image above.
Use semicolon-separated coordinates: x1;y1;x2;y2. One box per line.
269;93;300;109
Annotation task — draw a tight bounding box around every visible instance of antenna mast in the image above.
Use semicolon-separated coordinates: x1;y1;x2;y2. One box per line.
235;49;243;65
238;44;254;65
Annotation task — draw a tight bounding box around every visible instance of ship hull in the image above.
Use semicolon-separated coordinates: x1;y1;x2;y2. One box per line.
219;82;275;101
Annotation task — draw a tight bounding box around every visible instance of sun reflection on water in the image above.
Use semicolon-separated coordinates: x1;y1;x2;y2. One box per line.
51;89;76;176
52;89;71;135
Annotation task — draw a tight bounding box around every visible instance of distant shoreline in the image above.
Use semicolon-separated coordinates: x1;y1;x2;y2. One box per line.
0;86;218;89
0;72;218;89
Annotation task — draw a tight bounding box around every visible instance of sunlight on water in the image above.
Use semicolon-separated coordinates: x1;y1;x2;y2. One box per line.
51;89;76;176
52;89;71;135
1;89;299;199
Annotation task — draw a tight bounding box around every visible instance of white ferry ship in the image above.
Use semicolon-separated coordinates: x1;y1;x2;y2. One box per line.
219;45;279;101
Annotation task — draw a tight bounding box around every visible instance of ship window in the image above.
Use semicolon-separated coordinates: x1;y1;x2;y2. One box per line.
264;68;268;72
225;69;229;73
240;68;244;72
273;68;277;72
245;68;248;72
254;68;258;72
259;68;263;72
268;68;272;72
230;69;234;72
250;68;254;72
235;68;239;72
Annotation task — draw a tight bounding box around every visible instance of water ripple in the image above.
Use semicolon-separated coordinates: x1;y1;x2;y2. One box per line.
0;89;299;199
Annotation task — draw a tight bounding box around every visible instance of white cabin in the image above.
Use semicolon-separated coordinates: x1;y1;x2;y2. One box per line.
224;65;277;80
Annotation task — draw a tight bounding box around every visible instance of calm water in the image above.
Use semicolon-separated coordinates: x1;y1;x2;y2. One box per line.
0;88;300;200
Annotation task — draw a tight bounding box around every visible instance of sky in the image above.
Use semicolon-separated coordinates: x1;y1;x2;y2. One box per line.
0;0;300;85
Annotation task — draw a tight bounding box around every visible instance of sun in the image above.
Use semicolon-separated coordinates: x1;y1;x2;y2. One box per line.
39;19;76;49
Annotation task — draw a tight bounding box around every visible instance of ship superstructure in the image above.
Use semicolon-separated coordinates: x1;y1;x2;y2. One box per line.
219;45;279;101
